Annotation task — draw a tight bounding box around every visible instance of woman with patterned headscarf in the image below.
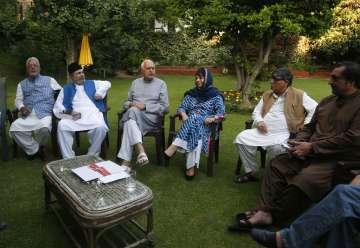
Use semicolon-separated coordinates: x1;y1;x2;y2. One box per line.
164;68;225;180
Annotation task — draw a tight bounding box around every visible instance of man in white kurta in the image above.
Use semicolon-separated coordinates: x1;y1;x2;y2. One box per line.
234;68;318;183
53;63;111;159
9;57;62;160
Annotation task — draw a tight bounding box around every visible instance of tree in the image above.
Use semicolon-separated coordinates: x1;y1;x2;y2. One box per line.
26;0;162;77
311;0;360;64
0;0;25;47
168;0;339;107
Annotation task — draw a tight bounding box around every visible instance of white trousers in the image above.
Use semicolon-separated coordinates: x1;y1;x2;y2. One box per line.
57;123;108;159
173;138;202;169
236;143;287;173
10;127;49;155
117;119;142;161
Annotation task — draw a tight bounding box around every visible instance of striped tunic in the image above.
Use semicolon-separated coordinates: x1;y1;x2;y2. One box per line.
176;94;225;155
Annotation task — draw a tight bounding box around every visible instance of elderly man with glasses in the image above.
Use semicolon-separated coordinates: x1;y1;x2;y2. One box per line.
233;68;317;183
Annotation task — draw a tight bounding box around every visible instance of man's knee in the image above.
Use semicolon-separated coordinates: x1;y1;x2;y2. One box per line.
38;127;50;135
95;125;108;134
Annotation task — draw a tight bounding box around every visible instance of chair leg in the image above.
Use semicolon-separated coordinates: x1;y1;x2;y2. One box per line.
214;138;219;163
260;148;266;168
116;128;123;161
75;132;80;147
0;126;8;161
51;126;59;158
207;139;215;177
100;138;107;159
13;140;17;158
235;156;242;175
155;134;162;165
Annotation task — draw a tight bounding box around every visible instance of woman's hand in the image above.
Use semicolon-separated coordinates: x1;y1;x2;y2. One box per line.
204;117;216;125
180;112;188;121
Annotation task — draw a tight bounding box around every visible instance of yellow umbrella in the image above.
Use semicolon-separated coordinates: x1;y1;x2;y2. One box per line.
78;33;93;67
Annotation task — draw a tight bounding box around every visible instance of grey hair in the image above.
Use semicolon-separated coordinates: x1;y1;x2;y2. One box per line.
141;59;155;70
26;57;40;67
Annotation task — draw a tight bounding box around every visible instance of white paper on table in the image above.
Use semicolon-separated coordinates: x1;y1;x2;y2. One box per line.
71;160;129;182
72;166;102;182
99;171;130;183
95;161;129;174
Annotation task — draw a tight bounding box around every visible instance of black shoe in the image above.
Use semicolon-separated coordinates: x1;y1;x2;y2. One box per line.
25;153;37;161
163;152;171;161
250;228;277;248
185;174;195;181
0;222;7;231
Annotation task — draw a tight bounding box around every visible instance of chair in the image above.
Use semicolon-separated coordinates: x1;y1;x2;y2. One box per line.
0;77;13;161
11;89;61;158
52;94;110;159
116;110;166;165
234;119;266;175
166;113;223;177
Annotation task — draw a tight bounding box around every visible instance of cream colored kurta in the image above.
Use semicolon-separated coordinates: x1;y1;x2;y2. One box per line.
53;80;110;131
234;92;317;147
9;77;61;132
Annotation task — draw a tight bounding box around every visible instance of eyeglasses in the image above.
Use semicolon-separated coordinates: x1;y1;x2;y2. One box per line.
271;78;285;83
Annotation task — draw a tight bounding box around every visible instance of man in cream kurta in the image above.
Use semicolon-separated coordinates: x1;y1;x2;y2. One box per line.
234;68;317;183
53;63;111;159
10;57;62;160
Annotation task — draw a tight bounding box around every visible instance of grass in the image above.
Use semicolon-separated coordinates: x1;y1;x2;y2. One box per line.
0;67;331;248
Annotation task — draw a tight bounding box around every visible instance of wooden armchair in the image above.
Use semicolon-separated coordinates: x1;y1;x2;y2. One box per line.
166;113;223;177
52;94;110;159
235;119;266;175
116;110;166;165
12;89;61;158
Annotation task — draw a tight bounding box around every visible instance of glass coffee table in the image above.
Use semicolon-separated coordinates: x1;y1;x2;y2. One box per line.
43;155;154;248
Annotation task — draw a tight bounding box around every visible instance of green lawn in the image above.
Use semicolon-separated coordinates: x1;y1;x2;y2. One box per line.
0;72;331;248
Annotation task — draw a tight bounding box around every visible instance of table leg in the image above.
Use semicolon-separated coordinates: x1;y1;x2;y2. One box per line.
146;207;154;245
44;180;51;210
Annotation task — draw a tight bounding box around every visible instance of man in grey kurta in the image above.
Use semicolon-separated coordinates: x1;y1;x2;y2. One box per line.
117;59;169;168
232;61;360;229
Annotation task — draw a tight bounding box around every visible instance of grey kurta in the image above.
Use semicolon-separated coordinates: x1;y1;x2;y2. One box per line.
120;77;169;135
258;90;360;219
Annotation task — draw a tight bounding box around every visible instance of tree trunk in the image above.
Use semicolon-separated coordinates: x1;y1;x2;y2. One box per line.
239;35;274;108
64;36;76;82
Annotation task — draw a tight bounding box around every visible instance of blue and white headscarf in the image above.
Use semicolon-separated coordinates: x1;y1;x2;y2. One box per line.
185;68;223;102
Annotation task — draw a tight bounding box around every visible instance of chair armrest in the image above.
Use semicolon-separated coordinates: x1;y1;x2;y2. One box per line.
6;109;13;123
245;119;253;129
12;108;19;121
337;161;360;170
169;112;181;119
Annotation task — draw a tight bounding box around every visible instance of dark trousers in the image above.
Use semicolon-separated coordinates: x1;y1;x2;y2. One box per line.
257;155;312;222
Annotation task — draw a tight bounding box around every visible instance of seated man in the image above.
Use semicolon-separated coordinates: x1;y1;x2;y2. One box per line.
117;59;169;168
234;68;317;183
232;61;360;230
53;63;111;159
251;175;360;248
9;57;61;160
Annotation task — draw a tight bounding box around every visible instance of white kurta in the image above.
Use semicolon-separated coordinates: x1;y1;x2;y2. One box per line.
10;77;61;132
234;92;318;147
53;80;111;131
